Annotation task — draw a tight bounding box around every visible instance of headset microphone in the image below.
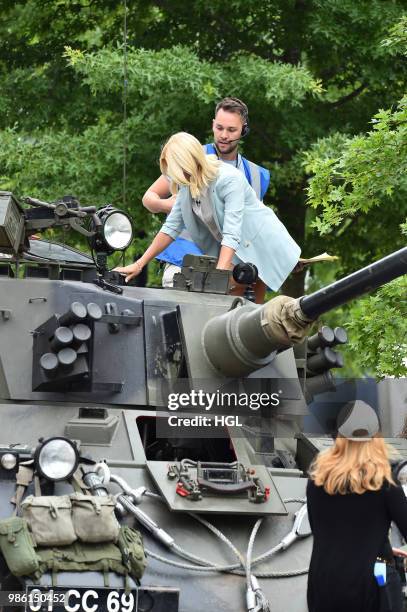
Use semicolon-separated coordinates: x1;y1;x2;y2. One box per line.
218;124;250;145
222;136;240;144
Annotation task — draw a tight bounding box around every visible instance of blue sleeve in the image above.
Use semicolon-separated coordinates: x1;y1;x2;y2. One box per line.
260;167;270;200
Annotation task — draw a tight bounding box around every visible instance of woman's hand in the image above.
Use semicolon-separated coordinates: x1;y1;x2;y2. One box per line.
216;245;235;271
113;232;175;283
113;260;143;283
392;547;407;558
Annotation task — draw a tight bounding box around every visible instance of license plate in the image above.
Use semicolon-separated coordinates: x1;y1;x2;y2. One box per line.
25;586;179;612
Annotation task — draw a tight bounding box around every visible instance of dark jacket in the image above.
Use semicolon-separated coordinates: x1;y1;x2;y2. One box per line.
307;479;407;612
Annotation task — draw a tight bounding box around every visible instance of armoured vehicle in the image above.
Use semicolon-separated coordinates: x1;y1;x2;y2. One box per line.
0;191;406;612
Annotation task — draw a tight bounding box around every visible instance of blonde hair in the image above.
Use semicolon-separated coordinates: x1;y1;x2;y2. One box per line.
160;132;221;198
309;436;394;495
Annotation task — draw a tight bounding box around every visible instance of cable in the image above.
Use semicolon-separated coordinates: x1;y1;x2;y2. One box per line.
246;521;272;612
144;548;230;572
189;512;246;568
247;519;262;588
143;547;308;578
113;477;310;578
141;492;308;576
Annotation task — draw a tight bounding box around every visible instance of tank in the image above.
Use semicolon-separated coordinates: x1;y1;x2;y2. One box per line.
0;191;406;612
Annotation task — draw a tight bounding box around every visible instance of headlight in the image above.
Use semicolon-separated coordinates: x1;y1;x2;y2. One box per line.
103;211;132;250
1;452;18;471
90;206;133;254
34;437;79;481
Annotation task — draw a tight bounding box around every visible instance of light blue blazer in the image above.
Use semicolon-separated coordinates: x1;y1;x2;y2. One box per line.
160;163;301;291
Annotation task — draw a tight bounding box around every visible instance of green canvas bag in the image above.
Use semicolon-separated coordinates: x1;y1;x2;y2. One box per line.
21;495;77;546
70;493;120;543
36;540;129;587
35;527;146;585
0;517;40;577
117;526;147;580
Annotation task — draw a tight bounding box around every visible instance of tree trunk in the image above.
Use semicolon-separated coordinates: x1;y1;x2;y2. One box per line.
278;0;309;298
279;189;307;298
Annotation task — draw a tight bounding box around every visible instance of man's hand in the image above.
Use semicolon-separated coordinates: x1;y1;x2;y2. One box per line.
392;547;407;558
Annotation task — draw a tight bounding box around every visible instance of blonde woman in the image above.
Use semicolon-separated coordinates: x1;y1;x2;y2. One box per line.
307;400;407;612
115;132;300;302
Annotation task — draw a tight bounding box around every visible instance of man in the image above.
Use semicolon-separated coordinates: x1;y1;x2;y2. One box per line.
142;97;270;295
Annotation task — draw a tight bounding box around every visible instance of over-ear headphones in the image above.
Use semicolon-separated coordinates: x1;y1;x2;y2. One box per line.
241;122;250;138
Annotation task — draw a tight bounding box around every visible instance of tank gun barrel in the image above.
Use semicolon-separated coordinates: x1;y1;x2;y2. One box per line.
203;247;407;377
300;247;407;320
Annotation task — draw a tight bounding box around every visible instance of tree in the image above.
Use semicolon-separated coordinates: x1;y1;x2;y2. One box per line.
304;16;407;377
0;1;405;374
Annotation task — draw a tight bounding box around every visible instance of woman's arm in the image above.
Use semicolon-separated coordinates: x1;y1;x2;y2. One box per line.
217;172;245;253
142;175;176;214
214;172;246;270
160;190;185;238
114;232;174;282
115;193;185;282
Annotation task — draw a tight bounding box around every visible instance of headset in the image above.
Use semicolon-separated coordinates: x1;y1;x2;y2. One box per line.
226;122;249;143
241;121;250;139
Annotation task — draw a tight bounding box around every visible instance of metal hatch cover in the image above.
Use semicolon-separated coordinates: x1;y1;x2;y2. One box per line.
146;460;287;516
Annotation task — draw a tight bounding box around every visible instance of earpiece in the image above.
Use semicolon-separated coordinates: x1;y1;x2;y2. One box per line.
241;123;250;138
223;123;250;144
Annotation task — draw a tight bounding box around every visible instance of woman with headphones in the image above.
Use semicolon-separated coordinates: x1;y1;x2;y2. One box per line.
114;131;300;301
307;400;407;612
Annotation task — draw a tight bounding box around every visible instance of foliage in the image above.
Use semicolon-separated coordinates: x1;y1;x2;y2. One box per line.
303;16;407;377
304;97;407;235
381;15;407;55
64;45;223;102
345;277;407;378
0;43;323;240
0;1;406;376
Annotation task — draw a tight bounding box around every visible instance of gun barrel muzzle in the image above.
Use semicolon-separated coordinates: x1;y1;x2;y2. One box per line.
300;247;407;320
